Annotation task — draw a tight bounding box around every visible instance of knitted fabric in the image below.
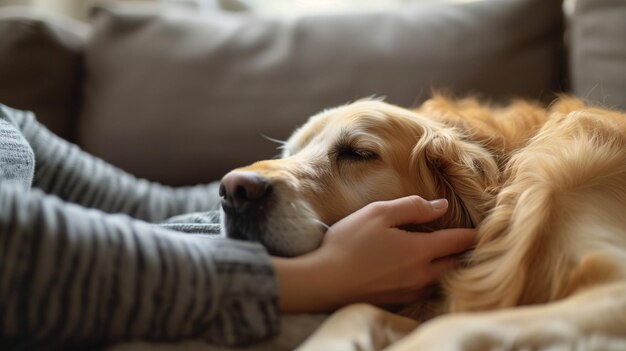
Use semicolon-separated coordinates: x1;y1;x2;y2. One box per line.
0;105;34;190
0;105;279;350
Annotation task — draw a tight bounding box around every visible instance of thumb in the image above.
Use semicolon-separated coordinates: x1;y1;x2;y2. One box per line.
378;195;449;227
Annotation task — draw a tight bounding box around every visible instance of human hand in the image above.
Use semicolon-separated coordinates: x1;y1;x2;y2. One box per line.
273;196;477;312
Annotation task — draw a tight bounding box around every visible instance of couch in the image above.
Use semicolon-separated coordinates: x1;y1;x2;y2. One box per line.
2;0;625;187
4;0;625;188
0;0;624;349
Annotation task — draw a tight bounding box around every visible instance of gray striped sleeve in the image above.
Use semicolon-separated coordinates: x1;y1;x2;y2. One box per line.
158;211;223;235
0;106;34;191
0;183;279;349
12;109;221;222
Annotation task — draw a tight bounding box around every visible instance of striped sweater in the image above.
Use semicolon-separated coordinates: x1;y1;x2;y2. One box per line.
0;105;280;350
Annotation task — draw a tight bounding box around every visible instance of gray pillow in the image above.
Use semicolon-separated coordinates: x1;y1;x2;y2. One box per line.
0;7;89;141
80;0;564;185
570;0;626;111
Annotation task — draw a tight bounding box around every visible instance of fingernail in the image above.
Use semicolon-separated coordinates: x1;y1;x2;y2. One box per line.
429;198;448;211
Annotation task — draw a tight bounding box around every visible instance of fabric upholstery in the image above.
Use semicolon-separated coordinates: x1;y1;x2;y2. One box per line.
79;0;564;185
0;104;278;349
0;7;89;141
570;0;626;110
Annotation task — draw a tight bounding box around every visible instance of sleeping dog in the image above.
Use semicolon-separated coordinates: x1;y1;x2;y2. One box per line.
220;96;626;350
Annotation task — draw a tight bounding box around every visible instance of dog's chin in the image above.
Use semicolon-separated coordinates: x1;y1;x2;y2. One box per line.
220;208;325;257
220;212;303;257
220;210;273;251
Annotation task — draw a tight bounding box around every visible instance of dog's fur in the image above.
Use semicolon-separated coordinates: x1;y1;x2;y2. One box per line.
222;96;626;350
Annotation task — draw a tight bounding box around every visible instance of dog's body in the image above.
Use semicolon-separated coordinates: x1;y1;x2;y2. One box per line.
220;96;626;350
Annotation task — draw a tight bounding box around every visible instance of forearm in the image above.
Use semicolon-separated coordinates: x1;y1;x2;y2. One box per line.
273;254;348;313
13;109;220;222
0;184;279;348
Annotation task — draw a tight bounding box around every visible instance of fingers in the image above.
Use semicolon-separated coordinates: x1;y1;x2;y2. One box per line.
369;195;449;227
428;255;460;280
423;228;478;259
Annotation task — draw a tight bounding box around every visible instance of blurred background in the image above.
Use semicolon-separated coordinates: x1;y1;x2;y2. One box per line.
0;0;622;186
1;0;453;19
2;0;576;19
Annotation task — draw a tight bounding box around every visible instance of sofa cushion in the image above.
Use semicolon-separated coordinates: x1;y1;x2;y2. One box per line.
81;0;564;185
570;0;626;111
0;7;89;141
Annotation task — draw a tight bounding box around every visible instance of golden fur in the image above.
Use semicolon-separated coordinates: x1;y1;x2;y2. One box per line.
223;96;626;350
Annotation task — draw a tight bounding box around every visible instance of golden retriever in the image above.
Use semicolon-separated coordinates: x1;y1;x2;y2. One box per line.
219;96;626;350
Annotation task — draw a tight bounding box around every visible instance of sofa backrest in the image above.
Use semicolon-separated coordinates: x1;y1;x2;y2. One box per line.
569;0;626;111
78;0;565;185
0;7;89;142
0;0;583;185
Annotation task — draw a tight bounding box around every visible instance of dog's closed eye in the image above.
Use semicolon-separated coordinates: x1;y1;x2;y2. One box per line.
334;145;378;162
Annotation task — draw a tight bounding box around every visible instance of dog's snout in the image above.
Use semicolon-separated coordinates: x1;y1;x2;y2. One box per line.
220;171;272;210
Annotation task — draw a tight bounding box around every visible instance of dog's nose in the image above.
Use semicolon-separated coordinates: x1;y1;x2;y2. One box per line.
220;171;272;210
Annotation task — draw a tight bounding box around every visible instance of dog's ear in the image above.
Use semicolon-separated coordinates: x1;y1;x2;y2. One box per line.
411;126;499;228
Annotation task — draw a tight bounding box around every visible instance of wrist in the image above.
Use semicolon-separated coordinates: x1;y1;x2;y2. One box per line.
272;251;346;313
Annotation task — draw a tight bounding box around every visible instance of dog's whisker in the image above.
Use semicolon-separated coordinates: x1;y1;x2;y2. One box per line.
260;134;287;147
279;215;326;226
285;201;329;230
311;218;330;230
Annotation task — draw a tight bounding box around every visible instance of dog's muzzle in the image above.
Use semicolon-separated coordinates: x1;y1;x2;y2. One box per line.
220;171;273;242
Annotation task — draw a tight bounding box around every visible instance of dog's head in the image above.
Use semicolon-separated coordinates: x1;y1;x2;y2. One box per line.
220;100;498;256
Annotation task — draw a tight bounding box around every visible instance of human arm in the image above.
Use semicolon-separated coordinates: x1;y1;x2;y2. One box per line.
10;108;220;222
273;196;477;312
0;184;278;349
